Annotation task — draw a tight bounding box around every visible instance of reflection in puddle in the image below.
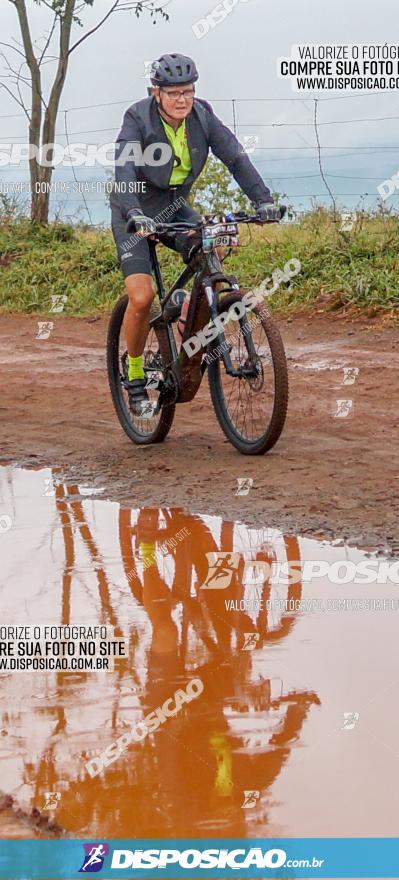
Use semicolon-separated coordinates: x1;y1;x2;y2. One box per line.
1;465;399;839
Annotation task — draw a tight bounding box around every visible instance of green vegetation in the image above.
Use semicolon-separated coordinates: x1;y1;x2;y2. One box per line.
1;201;399;317
0;214;121;315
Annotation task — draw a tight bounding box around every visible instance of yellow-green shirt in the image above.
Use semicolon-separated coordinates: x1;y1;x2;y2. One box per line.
160;116;192;185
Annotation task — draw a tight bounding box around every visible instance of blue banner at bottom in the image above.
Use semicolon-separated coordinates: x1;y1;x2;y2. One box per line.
0;838;399;879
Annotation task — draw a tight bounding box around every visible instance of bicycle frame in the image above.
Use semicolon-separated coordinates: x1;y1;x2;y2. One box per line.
148;239;240;404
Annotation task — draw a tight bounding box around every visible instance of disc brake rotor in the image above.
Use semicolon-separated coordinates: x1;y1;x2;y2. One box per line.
246;355;264;391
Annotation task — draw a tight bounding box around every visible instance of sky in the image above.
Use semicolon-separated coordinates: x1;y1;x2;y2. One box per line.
1;0;399;224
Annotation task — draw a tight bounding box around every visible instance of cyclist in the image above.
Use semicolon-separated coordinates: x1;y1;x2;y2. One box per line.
111;52;280;416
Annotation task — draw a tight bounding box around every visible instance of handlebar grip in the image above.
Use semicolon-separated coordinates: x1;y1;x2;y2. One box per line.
125;217;139;235
126;215;157;236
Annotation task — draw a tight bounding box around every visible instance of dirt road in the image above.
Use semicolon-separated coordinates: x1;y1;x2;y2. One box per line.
0;310;398;552
0;308;398;840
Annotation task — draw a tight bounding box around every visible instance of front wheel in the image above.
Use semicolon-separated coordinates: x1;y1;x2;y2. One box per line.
207;291;288;455
107;295;176;445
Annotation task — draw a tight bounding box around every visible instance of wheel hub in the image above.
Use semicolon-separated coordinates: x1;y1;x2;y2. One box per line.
246;355;264;391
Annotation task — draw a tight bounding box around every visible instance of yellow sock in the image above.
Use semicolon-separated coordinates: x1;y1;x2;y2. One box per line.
128;354;144;381
210;733;234;796
140;541;156;570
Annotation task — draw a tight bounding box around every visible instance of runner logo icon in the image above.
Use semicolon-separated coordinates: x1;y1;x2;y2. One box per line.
79;843;109;873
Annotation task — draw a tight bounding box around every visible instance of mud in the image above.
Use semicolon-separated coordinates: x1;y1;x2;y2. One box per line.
0;311;398;553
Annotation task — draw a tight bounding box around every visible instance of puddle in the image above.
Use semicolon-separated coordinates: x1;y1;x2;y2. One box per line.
286;341;399;373
1;465;399;839
0;341;103;374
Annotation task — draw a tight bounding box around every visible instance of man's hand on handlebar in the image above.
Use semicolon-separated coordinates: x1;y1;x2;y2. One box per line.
255;202;286;223
126;208;157;237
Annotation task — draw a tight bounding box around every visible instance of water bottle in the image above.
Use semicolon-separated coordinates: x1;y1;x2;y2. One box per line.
163;288;189;323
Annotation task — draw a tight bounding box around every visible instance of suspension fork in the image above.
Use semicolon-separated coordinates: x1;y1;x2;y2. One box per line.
205;276;258;378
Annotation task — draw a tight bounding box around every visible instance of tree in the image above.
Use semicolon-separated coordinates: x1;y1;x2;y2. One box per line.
190;155;251;217
190;155;291;218
2;0;169;224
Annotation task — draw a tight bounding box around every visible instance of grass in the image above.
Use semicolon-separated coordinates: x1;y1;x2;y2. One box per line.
1;208;399;316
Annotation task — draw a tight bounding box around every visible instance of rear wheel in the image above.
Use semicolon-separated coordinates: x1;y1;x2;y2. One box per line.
207;290;288;455
107;295;175;445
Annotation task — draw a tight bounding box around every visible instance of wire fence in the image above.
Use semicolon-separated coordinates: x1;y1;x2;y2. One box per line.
1;92;399;226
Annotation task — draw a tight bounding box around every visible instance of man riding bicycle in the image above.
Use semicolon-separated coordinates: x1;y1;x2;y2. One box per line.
111;52;279;416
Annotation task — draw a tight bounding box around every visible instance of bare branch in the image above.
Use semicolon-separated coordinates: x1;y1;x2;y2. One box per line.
68;0;169;56
41;0;75;147
38;13;58;66
39;56;60;65
1;51;32;87
2;71;31;87
12;0;43;148
0;52;30;85
0;49;33;120
0;81;29;117
68;0;120;55
6;0;171;224
0;41;26;59
115;1;169;10
15;62;34;113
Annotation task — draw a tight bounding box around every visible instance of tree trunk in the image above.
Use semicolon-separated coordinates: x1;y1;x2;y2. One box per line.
32;0;75;223
13;0;76;224
13;0;43;221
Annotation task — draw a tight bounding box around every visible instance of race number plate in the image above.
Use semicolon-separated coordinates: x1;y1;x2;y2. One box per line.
202;223;239;252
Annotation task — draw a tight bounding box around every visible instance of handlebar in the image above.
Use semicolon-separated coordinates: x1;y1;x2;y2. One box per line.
226;205;287;224
127;206;287;236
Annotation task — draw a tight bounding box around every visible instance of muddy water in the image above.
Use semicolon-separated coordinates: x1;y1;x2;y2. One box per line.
1;465;399;840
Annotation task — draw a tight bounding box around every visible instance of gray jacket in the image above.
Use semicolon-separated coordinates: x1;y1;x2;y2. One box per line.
113;95;271;220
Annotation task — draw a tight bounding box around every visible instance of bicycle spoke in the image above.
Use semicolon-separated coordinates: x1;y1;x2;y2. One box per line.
215;304;276;443
119;329;163;436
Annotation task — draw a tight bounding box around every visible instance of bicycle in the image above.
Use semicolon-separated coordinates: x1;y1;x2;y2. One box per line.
107;208;289;455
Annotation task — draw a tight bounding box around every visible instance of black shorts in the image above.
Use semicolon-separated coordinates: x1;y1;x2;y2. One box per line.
110;194;202;279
